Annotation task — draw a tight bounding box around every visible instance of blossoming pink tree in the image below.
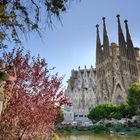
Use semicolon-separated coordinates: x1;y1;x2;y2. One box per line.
0;48;69;140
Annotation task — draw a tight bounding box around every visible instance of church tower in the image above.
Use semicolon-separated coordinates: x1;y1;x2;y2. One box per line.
64;15;140;124
96;15;139;104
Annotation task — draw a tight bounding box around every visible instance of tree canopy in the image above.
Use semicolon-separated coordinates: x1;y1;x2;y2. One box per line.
87;103;134;122
87;104;116;121
0;0;77;48
0;48;69;139
127;82;140;115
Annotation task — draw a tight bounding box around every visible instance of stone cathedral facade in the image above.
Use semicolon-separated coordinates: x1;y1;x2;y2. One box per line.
64;15;140;123
64;66;96;123
96;15;140;104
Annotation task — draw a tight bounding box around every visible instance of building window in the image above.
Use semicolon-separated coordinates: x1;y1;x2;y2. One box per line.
79;115;83;117
74;115;78;117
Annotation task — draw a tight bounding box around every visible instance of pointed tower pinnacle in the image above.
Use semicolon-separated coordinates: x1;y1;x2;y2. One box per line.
116;14;127;58
96;24;101;48
78;66;80;70
96;24;102;65
102;17;110;59
96;24;101;44
124;19;136;60
124;20;131;41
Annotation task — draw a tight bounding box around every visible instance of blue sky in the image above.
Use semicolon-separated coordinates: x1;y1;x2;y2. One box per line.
13;0;140;87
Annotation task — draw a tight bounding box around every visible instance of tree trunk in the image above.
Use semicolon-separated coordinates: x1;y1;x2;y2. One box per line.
0;0;7;17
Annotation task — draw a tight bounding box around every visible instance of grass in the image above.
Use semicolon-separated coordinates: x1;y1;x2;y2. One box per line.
128;129;140;136
56;125;140;136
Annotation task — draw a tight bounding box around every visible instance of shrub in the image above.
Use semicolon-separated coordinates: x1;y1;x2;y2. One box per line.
93;125;106;133
127;83;140;115
129;129;140;136
111;111;123;120
88;104;116;121
105;123;113;128
112;124;129;132
127;121;133;127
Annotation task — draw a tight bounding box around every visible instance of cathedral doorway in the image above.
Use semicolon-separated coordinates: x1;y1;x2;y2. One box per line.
112;83;126;104
116;95;123;104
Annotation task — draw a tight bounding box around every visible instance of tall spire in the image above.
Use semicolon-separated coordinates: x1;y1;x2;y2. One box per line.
116;14;127;57
96;24;101;46
96;24;102;65
124;19;136;60
102;17;110;59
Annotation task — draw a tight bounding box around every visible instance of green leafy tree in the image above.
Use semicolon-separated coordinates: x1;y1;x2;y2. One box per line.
127;83;140;115
88;103;132;121
116;104;135;119
110;104;126;120
0;0;78;48
110;111;123;120
87;104;116;121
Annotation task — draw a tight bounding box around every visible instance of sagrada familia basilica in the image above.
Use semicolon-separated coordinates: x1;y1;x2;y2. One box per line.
64;15;140;124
